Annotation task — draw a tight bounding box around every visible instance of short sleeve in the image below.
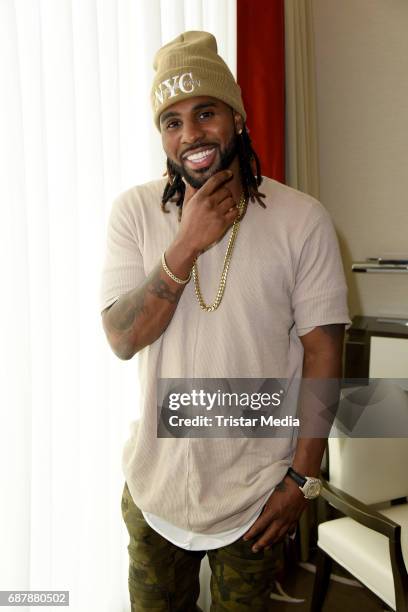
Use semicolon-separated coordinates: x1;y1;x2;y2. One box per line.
292;210;351;336
99;194;146;314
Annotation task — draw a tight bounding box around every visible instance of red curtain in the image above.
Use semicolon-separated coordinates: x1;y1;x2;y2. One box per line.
237;0;285;182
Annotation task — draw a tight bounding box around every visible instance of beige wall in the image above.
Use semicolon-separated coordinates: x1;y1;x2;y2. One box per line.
312;0;408;318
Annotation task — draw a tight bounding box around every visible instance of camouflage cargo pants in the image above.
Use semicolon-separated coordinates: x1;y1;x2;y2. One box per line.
121;482;284;611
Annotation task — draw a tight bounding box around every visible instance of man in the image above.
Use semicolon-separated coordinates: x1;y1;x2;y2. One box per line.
100;31;350;611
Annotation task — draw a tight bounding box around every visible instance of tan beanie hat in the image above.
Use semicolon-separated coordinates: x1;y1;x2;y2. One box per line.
151;31;246;130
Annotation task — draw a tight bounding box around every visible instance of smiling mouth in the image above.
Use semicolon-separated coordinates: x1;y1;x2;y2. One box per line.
182;146;217;170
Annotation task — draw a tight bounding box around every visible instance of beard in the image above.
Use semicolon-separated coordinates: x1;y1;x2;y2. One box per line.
167;133;239;189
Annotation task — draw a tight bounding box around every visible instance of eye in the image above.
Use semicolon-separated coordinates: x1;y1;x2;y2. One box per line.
199;111;215;120
165;120;181;130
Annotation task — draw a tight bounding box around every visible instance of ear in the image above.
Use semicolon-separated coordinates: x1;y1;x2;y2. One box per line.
233;112;244;135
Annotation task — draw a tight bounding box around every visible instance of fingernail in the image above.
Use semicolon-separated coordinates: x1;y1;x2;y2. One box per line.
252;547;259;553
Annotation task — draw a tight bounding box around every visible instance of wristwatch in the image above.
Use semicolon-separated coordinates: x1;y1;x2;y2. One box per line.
286;467;322;499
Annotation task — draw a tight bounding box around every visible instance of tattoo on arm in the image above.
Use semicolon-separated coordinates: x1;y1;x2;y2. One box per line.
106;265;183;333
110;292;147;331
148;277;183;303
275;480;287;493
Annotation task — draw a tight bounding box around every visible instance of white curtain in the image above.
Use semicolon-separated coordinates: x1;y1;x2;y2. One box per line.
0;2;236;611
285;0;320;199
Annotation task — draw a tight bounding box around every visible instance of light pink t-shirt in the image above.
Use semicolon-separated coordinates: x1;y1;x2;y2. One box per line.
99;176;350;534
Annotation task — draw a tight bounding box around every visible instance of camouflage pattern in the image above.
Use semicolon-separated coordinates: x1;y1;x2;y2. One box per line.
207;537;283;611
121;482;283;611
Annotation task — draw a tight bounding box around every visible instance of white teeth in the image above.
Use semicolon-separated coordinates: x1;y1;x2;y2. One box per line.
186;149;214;162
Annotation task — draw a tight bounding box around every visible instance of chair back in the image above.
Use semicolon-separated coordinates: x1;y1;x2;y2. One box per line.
328;437;408;505
329;382;408;504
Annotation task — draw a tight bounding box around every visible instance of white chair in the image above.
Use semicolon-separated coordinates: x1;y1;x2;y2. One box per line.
311;433;408;611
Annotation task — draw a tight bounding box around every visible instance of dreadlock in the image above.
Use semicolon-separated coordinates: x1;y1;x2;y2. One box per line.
236;126;265;208
161;123;266;220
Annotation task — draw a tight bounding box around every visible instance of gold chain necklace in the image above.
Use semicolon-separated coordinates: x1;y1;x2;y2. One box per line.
192;194;247;312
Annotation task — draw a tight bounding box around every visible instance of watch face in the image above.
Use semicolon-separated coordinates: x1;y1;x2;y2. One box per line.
303;478;322;499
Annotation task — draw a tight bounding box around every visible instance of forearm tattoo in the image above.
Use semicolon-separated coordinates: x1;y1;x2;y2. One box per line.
149;277;183;303
275;480;287;493
109;292;147;331
106;265;183;333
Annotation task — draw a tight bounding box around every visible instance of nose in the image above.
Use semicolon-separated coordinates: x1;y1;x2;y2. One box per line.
181;118;205;145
